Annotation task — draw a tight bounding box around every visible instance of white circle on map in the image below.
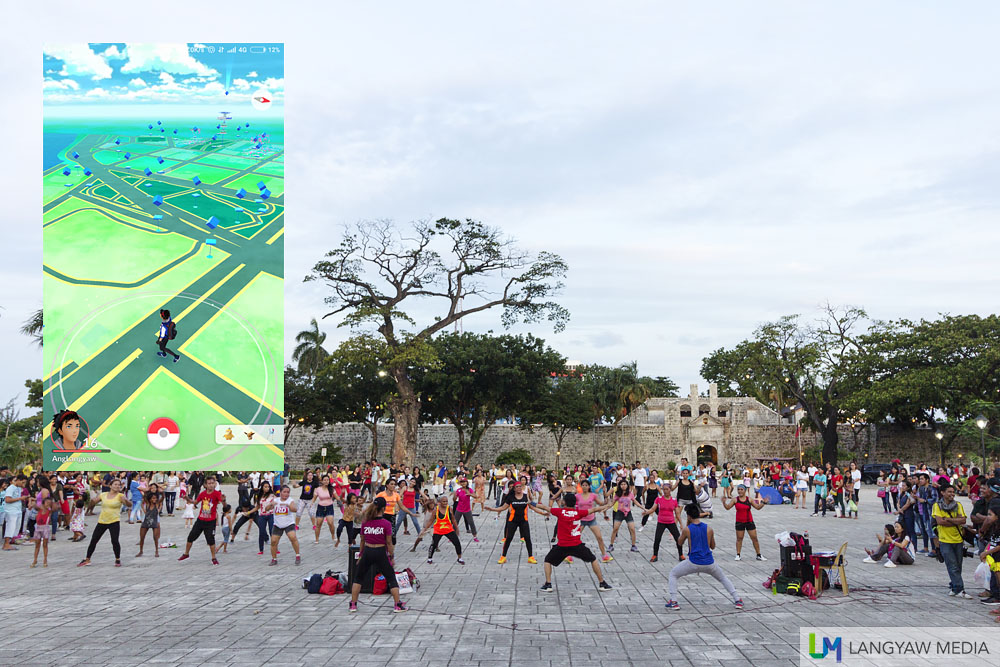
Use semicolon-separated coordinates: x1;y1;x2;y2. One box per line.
251;89;273;111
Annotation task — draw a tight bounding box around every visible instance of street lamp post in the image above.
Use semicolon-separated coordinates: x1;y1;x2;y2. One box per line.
935;431;944;467
976;415;988;471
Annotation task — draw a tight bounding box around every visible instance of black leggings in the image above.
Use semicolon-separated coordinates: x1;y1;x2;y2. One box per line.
86;522;121;560
337;519;358;544
232;512;253;538
165;492;177;515
502;519;532;557
640;489;659;526
455;510;477;536
355;546;398;590
653;521;682;559
430;531;462;559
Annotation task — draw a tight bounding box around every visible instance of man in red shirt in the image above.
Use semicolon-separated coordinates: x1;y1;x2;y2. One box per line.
537;493;613;592
178;477;223;564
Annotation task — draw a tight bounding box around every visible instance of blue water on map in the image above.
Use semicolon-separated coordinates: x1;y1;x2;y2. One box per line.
43;133;77;169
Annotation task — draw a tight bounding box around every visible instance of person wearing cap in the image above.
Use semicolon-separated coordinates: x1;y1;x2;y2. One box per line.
932;483;971;598
349;497;406;613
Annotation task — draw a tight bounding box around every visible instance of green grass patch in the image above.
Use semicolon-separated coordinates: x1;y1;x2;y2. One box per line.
44;209;194;283
115;142;163;155
91;183;118;200
196;154;256;169
162;163;239;185
225;173;284;198
255;161;283;177
165;192;268;227
181;270;284;414
43;168;90;205
122;178;190;199
156;148;203;160
117;156;180;173
233;222;268;238
93;149;127;165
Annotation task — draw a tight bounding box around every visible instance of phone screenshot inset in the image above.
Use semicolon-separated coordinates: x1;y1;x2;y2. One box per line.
42;43;284;471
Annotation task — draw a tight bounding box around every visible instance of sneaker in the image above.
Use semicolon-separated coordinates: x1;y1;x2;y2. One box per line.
884;560;896;568
211;558;220;565
177;554;189;561
810;513;818;516
257;551;263;555
957;591;973;599
608;544;615;553
948;590;957;597
295;556;301;565
756;554;767;562
665;600;680;610
734;554;741;561
473;538;480;543
679;554;686;561
980;591;993;598
497;556;507;564
862;557;877;564
157;352;166;357
980;598;1000;605
540;582;553;593
393;601;408;613
427;558;433;564
734;599;744;609
527;556;537;564
173;356;180;363
269;559;278;566
598;581;612;592
349;601;358;613
566;557;574;563
630;545;639;553
638;525;645;533
602;554;613;563
457;558;465;565
520;537;525;542
550;538;557;544
649;555;658;563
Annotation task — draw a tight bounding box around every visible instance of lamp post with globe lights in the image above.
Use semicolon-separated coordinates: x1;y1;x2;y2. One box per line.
976;415;988;471
935;431;944;467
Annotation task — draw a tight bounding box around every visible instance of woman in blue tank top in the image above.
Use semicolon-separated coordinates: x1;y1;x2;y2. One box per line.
665;504;743;610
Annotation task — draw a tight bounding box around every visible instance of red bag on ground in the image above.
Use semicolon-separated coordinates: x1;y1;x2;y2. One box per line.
373;574;387;595
319;576;343;595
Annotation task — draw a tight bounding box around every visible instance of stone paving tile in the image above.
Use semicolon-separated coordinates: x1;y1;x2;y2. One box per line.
0;486;991;665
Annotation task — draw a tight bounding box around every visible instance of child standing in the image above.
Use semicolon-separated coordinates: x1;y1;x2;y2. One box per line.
31;496;53;567
69;499;86;542
664;503;743;611
220;504;233;553
182;492;195;528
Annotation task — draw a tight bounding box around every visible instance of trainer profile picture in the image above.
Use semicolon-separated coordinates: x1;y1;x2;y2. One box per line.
52;410;86;450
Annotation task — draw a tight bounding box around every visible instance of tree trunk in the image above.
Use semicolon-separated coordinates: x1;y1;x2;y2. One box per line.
821;423;839;466
388;368;420;466
456;427;466;464
365;422;379;461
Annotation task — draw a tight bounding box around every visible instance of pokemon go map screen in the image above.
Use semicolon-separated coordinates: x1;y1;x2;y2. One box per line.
42;43;284;472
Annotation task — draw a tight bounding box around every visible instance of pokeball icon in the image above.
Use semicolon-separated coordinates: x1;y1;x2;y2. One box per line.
147;417;180;450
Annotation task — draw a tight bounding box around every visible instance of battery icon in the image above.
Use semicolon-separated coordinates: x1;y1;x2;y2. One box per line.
249;46;266;54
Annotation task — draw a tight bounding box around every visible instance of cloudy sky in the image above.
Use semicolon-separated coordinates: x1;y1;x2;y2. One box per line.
4;2;1000;411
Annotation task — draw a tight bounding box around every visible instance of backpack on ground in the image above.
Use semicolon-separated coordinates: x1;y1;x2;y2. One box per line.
306;573;323;594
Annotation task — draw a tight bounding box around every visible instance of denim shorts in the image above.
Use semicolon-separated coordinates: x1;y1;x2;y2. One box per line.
315;504;335;518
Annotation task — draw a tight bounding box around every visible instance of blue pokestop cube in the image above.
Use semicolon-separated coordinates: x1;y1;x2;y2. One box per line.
173;129;178;134
124;152;131;159
153;214;163;220
62;168;70;176
144;167;153;176
206;238;217;246
257;181;266;191
260;189;271;200
216;124;221;129
245;123;250;128
192;176;201;185
114;138;120;145
160;128;164;133
157;120;161;125
235;188;247;199
84;169;92;176
236;126;241;131
206;216;219;229
71;151;79;159
153;195;163;206
148;124;153;129
157;157;165;164
255;143;262;149
193;126;198;132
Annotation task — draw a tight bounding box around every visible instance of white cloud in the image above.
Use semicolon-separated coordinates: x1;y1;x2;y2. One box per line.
231;78;251;91
84;87;109;98
260;77;284;91
43;44;112;80
159;72;174;85
128;77;148;88
102;45;127;61
42;78;80;91
247;71;258;78
120;43;218;77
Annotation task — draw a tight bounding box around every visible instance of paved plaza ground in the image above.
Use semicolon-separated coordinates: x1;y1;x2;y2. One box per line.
0;486;996;666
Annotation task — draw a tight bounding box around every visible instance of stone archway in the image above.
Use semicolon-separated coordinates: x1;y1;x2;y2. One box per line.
697;444;718;466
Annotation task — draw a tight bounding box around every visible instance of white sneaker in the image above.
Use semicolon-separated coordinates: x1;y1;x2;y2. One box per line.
638;526;644;533
862;557;876;564
948;590;957;596
958;591;973;599
884;560;896;568
734;554;742;561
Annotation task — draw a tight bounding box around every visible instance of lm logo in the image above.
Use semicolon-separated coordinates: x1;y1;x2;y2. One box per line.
808;633;842;662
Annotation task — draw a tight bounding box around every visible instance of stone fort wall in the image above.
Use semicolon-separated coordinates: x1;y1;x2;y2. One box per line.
286;421;977;470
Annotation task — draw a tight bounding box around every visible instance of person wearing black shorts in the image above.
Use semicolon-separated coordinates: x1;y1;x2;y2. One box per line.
178;477;222;564
536;493;613;592
486;480;548;564
722;484;768;561
349;498;406;613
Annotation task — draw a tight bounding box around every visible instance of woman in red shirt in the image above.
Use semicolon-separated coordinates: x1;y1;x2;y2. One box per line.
831;467;845;518
722;484;768;561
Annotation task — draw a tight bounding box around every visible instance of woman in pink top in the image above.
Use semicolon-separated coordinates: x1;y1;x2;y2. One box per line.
607;479;639;554
642;483;683;562
313;475;336;544
576;480;611;562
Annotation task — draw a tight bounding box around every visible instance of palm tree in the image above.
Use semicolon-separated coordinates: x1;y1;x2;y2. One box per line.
292;318;329;378
618;379;652;461
20;308;43;348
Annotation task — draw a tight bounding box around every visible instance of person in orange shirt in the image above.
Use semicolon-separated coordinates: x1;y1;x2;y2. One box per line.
376;479;417;545
417;495;465;565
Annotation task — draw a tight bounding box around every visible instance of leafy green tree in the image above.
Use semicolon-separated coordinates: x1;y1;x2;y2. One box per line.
700;305;867;465
638;376;679;398
421;332;564;462
307;218;569;464
520;376;594;469
292;318;329;379
20;308;42;348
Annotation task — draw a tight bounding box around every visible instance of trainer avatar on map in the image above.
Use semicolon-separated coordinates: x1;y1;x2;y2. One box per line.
156;309;181;363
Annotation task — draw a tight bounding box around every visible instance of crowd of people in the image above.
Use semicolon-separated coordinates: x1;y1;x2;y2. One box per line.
2;457;997;618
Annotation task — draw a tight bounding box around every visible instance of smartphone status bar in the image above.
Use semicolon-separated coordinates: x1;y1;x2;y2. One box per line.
188;44;280;55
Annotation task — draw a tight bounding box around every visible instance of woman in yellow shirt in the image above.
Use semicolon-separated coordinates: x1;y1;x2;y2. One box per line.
78;478;132;568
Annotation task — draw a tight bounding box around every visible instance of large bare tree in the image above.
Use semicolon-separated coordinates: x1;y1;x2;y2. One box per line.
306;218;569;464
